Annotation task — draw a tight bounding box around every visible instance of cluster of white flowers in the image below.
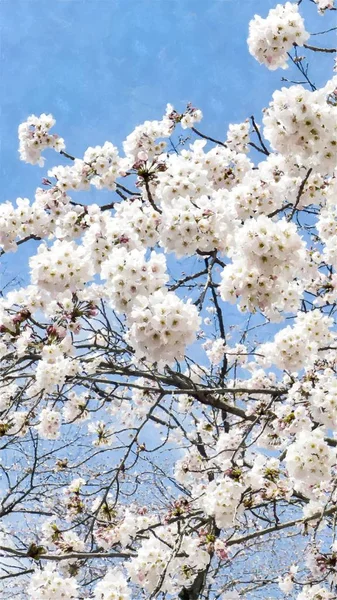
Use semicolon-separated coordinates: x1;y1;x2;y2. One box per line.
92;500;154;549
296;586;335;600
48;142;122;193
308;370;337;429
48;160;93;191
126;289;200;363
258;311;335;372
118;378;159;425
113;198;161;247
41;520;85;556
160;192;236;257
155;140;252;206
285;428;336;496
123;114;173;163
101;248;168;313
213;431;244;467
278;564;298;594
272;361;337;445
317;203;337;268
35;187;87;241
180;105;203;129
203;339;248;368
0;197;53;252
28;564;78;599
305;545;337;588
220;215;306;319
245;454;292;502
35;408;61;440
6;411;29;437
34;185;71;213
248;3;309;70
315;0;335;13
18;113;65;166
81;205;140;271
200;477;244;528
32;340;78;394
126;533;171;592
83;142;121;190
226;120;250;153
263;77;337;174
88;419;114;446
127;528;209;594
30;240;94;294
272;400;312;441
93;568;130;600
123;103;203;167
289;167;331;209
225;153;317;219
203;338;226;365
155;142;212;203
174;445;208;485
0;382;18;413
63;391;90;423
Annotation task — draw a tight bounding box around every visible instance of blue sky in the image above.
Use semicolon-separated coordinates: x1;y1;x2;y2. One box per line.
0;0;335;284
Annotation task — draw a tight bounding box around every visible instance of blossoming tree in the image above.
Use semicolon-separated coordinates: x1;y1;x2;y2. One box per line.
0;1;337;598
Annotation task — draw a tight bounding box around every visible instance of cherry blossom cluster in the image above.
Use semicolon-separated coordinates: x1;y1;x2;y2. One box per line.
18;113;65;166
315;0;335;13
263;77;337;174
48;142;122;192
93;568;130;600
92;499;155;550
248;2;309;70
113;197;161;247
108;378;160;428
159;192;236;257
305;544;337;588
63;390;90;423
220;215;307;319
127;525;209;594
101;248;168;313
29;240;94;294
155;140;252;205
80;205;140;271
122;112;174;163
32;340;79;394
226;120;250;153
317;202;337;269
82;141;121;190
285;428;336;497
28;564;79;599
199;477;244;529
307;370;337;430
296;586;335;600
258;311;335;372
35;408;62;440
0;196;53;252
126;289;200;363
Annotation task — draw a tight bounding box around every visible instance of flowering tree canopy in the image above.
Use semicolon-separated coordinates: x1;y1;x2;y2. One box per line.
1;1;337;599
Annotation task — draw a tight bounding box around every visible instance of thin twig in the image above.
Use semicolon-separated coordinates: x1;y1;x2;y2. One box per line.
191;127;227;147
250;116;269;155
287;168;313;222
303;43;337;54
